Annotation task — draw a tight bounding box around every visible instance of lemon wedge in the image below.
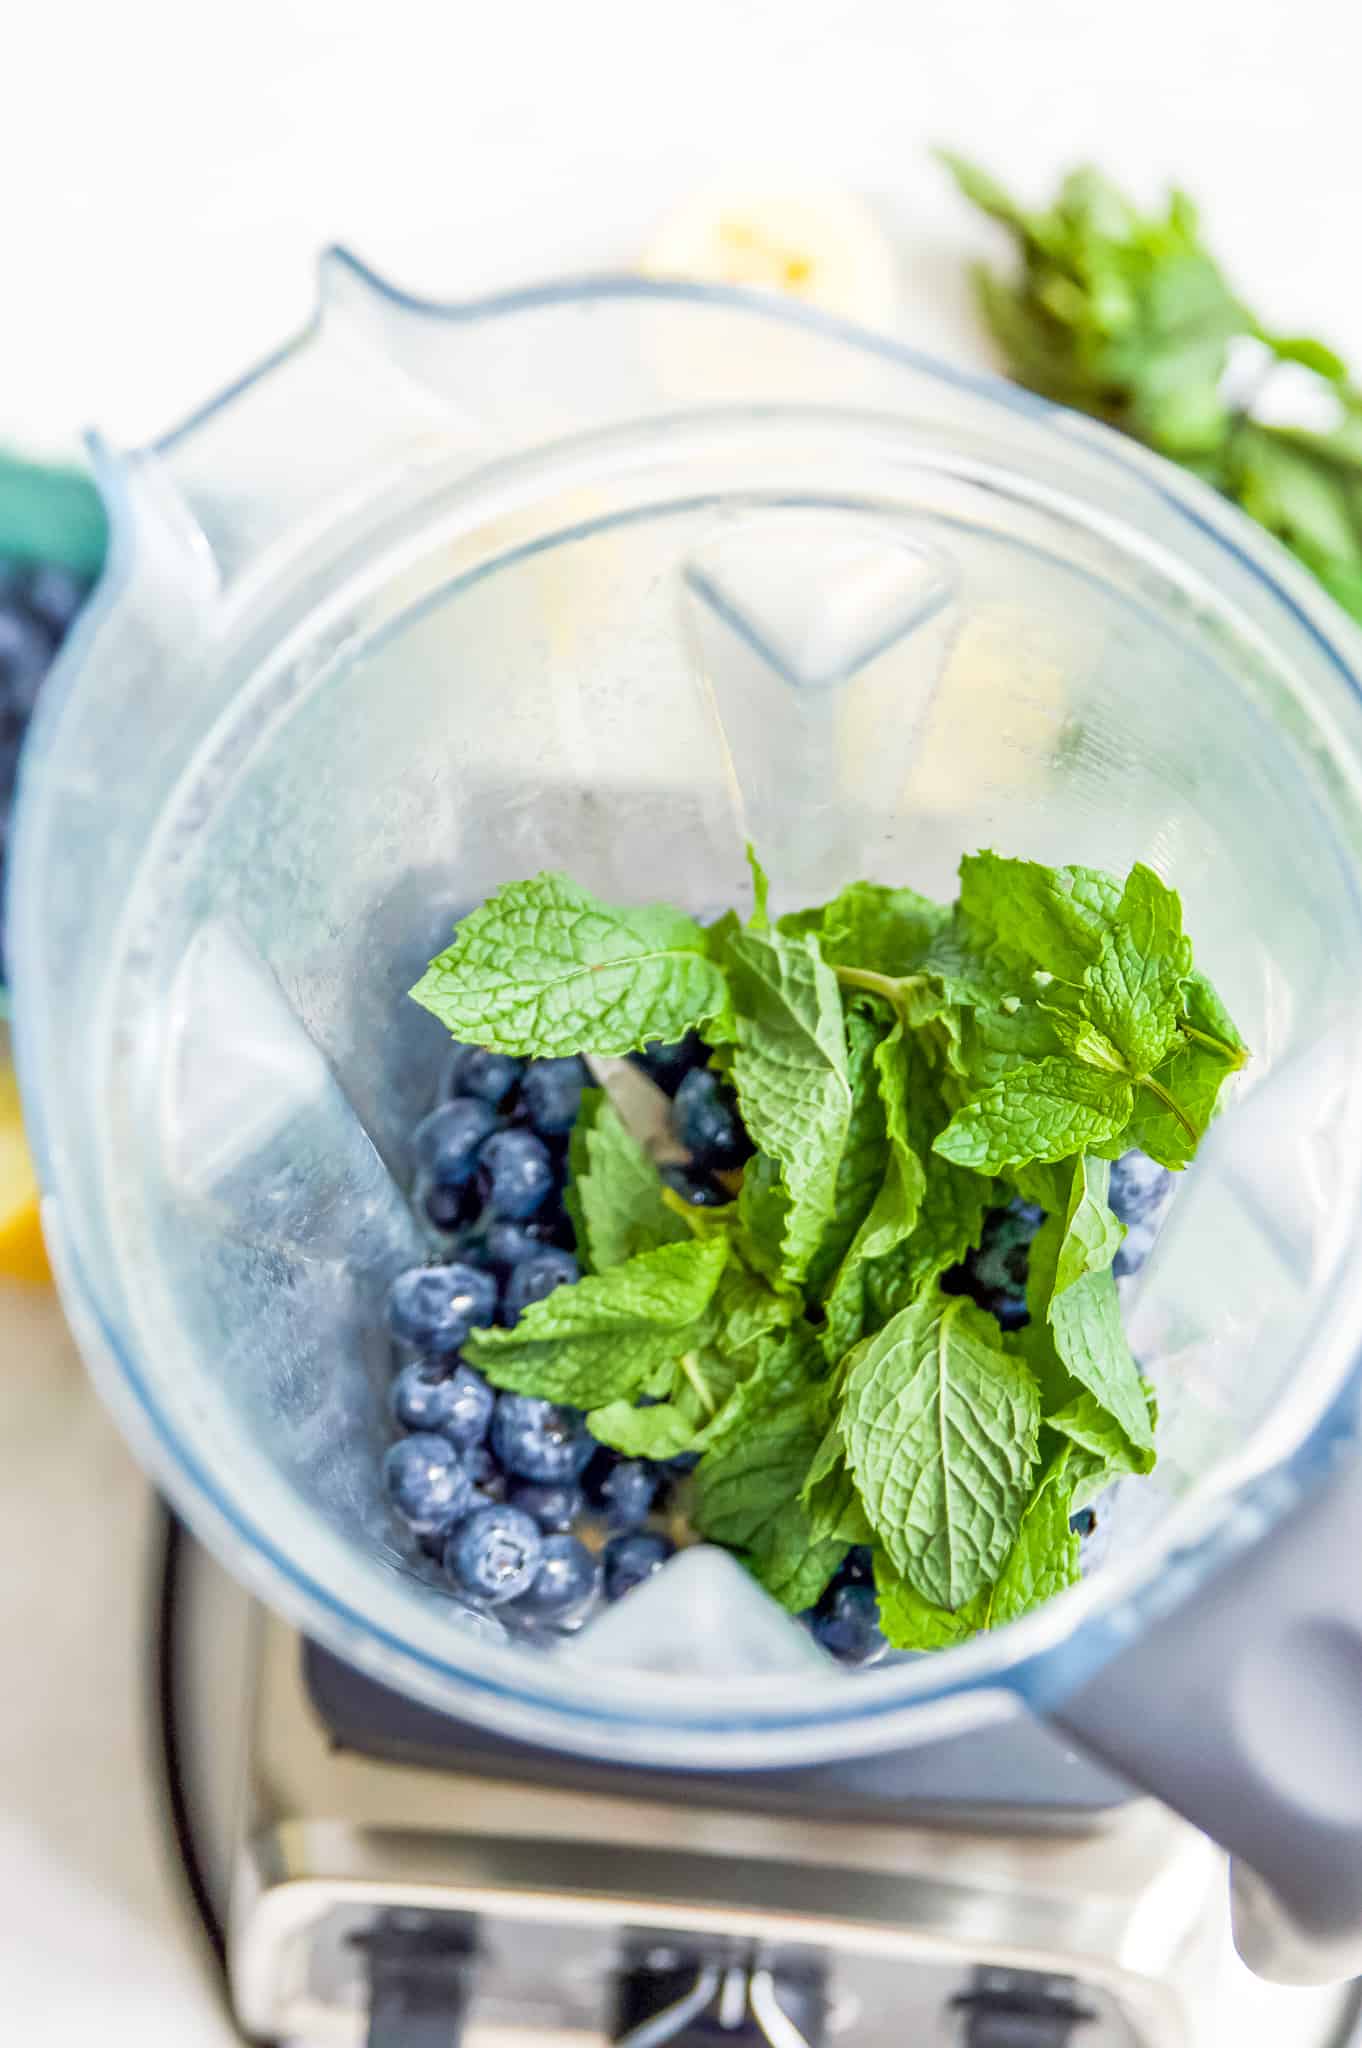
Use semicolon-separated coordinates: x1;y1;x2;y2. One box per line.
0;1061;50;1286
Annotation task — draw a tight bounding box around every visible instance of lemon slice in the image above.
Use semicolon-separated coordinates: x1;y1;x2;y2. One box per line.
0;1062;50;1286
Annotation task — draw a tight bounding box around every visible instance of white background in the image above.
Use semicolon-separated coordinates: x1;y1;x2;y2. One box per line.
3;1;1362;2040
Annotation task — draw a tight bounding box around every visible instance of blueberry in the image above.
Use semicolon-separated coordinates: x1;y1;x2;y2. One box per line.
21;563;88;638
672;1067;750;1171
422;1185;462;1233
444;1503;543;1604
464;1444;503;1493
383;1433;474;1534
841;1545;875;1585
970;1198;1044;1296
632;1033;706;1096
603;1530;675;1601
0;605;54;719
812;1582;888;1668
457;1048;524;1107
413;1096;498;1187
492;1394;594;1483
484;1217;561;1268
502;1247;580;1326
478;1128;555;1220
509;1480;584;1533
659;1163;726;1208
387;1262;498;1353
1108;1150;1173;1227
518;1056;587;1137
390;1360;494;1448
1071;1506;1097;1538
601;1459;657;1530
510;1533;601;1623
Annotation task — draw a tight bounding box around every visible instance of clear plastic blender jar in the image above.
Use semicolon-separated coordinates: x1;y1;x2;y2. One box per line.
13;264;1362;1984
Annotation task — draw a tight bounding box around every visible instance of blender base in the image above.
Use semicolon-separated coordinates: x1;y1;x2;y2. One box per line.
156;1515;1357;2048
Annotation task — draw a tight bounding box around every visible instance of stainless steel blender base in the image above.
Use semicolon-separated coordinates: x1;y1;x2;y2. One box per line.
160;1518;1356;2048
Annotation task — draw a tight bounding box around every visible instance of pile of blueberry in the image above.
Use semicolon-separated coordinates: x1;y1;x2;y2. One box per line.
378;1028;1172;1667
379;1035;751;1638
0;557;91;974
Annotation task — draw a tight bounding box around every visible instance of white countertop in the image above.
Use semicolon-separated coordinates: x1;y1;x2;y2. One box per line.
4;1;1362;2038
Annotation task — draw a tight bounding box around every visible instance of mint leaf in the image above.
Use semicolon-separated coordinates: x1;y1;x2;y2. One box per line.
875;1562;987;1650
746;843;772;931
411;872;732;1056
838;1293;1042;1609
465;1236;728;1405
1053;1156;1125;1296
983;1448;1080;1627
1082;863;1191;1074
566;1090;687;1272
694;1331;846;1612
720;927;852;1284
934;1056;1133;1174
805;1000;895;1300
1048;1387;1155;1506
958;851;1119;982
781;880;949;974
1049;1267;1155;1456
1124;969;1246;1168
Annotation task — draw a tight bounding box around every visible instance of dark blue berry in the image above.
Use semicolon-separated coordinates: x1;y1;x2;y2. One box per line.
478;1128;555;1220
659;1163;726;1207
444;1503;543;1603
457;1048;524;1107
502;1247;580;1326
632;1033;706;1095
0;605;54;719
483;1217;560;1268
603;1530;675;1601
413;1096;498;1186
1109;1152;1173;1278
383;1433;474;1534
518;1056;587;1136
387;1262;498;1353
841;1545;874;1585
463;1444;503;1492
509;1480;584;1533
1071;1506;1097;1538
423;1183;474;1233
510;1533;601;1623
812;1582;888;1667
21;563;89;638
491;1395;594;1483
601;1459;657;1530
390;1360;494;1448
673;1067;749;1171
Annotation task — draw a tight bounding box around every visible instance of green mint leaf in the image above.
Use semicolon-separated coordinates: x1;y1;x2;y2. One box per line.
982;1448;1081;1627
746;843;772;931
838;1292;1042;1610
1047;1387;1156;1507
464;1236;727;1406
1053;1156;1126;1296
933;1056;1133;1174
1082;863;1191;1075
586;1396;709;1461
1049;1267;1155;1455
804;1000;896;1300
694;1330;846;1612
958;851;1119;982
875;1560;987;1650
721;927;852;1284
566;1090;687;1272
1123;968;1246;1167
1003;1158;1072;1213
411;872;733;1056
781;880;949;974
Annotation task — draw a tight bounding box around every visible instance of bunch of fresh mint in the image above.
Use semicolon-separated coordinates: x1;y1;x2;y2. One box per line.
411;851;1245;1646
941;153;1362;625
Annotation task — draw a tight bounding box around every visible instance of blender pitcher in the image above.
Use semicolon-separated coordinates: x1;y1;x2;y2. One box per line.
13;260;1362;1989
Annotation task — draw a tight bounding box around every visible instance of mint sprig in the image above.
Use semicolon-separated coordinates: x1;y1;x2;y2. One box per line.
419;846;1245;1640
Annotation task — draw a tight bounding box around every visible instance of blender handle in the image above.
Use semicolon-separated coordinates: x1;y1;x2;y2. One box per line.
1047;1447;1362;1986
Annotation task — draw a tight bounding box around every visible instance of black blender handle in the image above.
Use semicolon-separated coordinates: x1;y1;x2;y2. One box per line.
1048;1445;1362;1985
362;1910;477;2048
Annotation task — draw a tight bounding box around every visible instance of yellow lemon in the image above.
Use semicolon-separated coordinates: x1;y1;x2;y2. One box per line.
0;1062;50;1286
